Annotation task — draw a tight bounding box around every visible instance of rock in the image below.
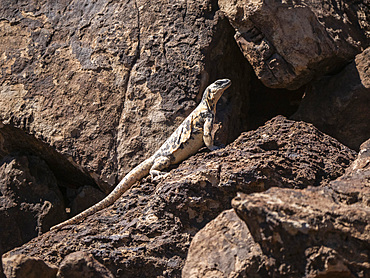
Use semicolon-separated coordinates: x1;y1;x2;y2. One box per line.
182;209;267;277
0;122;96;190
0;154;66;253
0;251;4;278
70;185;105;217
2;116;356;277
328;138;370;208
219;0;369;89
0;0;252;191
292;47;370;150
232;139;370;277
57;251;114;278
2;254;57;278
0;0;311;273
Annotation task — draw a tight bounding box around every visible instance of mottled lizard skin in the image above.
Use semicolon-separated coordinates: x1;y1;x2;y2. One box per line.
50;79;231;230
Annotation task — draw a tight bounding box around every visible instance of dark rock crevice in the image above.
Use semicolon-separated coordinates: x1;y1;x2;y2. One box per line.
0;123;95;188
0;123;106;254
202;12;305;145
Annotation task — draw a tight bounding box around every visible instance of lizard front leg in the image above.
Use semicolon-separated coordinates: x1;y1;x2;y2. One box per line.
203;115;220;151
150;156;171;180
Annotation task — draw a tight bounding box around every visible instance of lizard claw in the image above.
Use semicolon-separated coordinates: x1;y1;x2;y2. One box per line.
151;172;170;181
208;145;224;151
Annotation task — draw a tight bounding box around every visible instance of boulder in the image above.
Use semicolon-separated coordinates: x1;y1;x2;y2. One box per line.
0;154;66;253
2;254;57;278
232;138;370;277
219;0;370;89
0;0;309;270
57;251;114;278
0;0;252;191
182;209;267;277
292;47;370;150
2;116;356;277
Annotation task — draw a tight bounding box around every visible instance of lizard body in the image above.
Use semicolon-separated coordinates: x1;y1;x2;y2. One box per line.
50;79;231;230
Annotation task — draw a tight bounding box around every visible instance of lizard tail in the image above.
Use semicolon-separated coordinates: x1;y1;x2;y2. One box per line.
50;157;155;231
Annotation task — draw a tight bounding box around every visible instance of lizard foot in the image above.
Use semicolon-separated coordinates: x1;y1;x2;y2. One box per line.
151;172;170;181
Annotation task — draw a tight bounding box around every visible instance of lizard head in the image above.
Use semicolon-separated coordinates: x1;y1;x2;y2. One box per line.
202;79;231;109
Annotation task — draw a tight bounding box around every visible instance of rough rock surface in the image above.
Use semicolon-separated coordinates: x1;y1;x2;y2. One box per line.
182;209;266;277
293;46;370;150
0;0;308;273
69;186;106;217
0;154;66;253
2;116;356;277
219;0;370;89
57;251;114;278
231;139;370;277
2;254;58;278
0;0;252;192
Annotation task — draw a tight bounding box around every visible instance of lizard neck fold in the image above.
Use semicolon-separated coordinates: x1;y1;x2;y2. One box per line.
203;98;216;113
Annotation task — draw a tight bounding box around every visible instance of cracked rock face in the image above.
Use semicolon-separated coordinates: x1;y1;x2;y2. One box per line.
219;0;370;89
0;0;251;192
230;139;370;277
182;138;370;278
2;116;357;277
0;1;369;277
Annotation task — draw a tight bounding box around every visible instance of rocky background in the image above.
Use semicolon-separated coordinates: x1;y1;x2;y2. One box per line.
0;0;369;277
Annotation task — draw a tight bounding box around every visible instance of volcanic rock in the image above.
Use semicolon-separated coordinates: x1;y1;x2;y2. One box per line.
2;254;57;278
2;116;356;277
56;251;114;278
219;0;370;89
0;154;66;253
182;209;267;277
231;139;370;277
0;0;251;191
293;47;370;150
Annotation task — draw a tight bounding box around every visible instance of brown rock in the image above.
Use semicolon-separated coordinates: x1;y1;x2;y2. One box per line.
182;209;267;277
57;251;114;278
219;0;369;89
0;0;251;191
0;154;66;253
0;250;4;278
2;254;57;278
328;138;370;207
2;116;356;277
232;139;370;277
70;185;105;217
0;123;95;189
292;47;370;150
